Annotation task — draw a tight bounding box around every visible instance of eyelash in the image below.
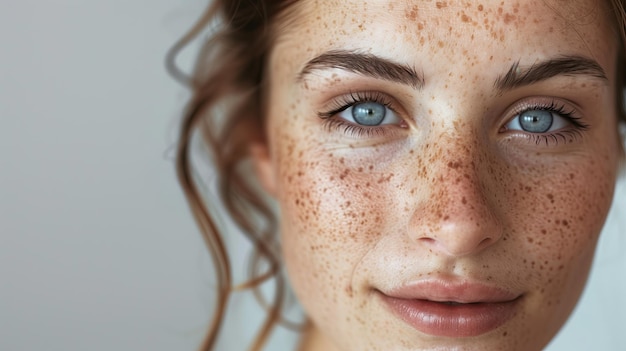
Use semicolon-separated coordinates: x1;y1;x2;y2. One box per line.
317;92;590;144
505;101;590;145
317;91;401;137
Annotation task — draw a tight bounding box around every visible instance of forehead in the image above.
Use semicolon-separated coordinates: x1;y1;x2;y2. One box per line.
270;0;616;81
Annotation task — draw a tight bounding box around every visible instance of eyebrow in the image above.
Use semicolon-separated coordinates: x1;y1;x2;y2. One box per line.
494;55;608;91
297;50;424;89
297;51;608;92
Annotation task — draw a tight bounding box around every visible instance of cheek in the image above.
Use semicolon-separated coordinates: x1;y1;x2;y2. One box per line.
513;156;614;256
275;143;396;313
515;168;605;244
504;152;616;308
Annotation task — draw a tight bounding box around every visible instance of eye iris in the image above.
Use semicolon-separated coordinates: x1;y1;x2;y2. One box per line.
352;102;386;126
519;110;553;133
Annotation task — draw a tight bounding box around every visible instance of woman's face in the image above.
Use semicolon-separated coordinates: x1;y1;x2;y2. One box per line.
255;0;620;350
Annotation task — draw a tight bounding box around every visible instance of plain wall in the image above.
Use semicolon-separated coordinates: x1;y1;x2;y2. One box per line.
0;0;624;350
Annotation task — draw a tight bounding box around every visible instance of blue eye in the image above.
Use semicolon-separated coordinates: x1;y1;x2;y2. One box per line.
352;102;386;126
506;109;569;133
338;101;401;126
519;110;552;132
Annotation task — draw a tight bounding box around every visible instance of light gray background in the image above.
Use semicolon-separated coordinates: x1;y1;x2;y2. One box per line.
0;1;624;350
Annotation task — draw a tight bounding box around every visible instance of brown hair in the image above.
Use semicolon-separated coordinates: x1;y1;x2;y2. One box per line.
167;1;626;350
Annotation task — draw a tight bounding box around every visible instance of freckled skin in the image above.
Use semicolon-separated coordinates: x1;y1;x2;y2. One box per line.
253;0;620;350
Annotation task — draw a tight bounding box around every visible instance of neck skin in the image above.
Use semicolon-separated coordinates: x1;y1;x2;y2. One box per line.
297;324;338;351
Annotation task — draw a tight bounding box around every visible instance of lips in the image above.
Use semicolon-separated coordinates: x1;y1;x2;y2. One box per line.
378;279;522;337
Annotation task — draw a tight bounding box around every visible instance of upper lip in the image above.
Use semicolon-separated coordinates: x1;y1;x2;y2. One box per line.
379;278;522;304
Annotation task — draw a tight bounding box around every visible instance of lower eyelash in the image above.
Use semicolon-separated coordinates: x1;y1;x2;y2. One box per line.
525;130;586;145
321;118;391;137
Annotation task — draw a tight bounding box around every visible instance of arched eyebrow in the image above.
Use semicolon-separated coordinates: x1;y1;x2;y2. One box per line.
494;55;608;92
297;50;424;89
297;51;608;92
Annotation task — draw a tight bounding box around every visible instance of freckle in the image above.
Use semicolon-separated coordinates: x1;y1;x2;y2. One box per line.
436;1;447;9
438;41;444;48
478;4;484;11
447;161;461;169
503;13;516;24
406;5;419;21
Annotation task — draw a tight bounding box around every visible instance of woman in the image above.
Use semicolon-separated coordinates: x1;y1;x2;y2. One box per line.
168;0;626;350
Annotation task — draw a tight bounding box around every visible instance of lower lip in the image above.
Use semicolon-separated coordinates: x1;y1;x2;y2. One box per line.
380;294;520;337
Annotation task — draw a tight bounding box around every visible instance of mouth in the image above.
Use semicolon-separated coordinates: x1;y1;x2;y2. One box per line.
440;301;468;306
378;280;523;338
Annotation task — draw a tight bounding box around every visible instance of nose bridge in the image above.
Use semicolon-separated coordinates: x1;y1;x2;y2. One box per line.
431;146;489;222
409;132;503;257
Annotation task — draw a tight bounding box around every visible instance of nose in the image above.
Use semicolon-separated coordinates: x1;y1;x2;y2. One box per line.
408;156;504;257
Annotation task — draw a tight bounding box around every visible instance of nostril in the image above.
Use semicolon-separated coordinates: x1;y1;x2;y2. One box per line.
419;237;437;245
411;220;502;257
477;237;494;249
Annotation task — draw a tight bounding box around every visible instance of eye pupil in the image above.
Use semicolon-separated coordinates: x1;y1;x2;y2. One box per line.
352;102;386;126
519;110;553;133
